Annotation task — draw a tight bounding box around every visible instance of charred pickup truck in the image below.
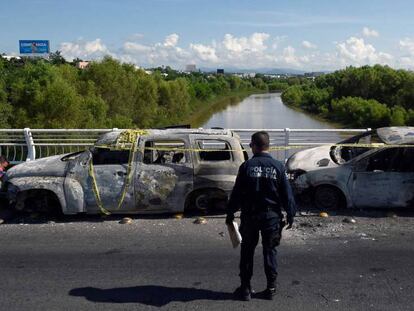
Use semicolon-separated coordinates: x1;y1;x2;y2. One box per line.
286;127;414;210
2;129;248;215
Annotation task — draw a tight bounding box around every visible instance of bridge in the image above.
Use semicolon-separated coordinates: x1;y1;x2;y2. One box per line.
0;128;371;164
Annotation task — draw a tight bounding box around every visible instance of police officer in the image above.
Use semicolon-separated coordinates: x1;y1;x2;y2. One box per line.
226;131;296;301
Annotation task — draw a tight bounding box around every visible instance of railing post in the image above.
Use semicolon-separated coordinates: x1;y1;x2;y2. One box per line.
24;128;36;161
284;128;290;162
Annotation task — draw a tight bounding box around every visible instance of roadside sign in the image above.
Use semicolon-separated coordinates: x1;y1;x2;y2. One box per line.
19;40;50;55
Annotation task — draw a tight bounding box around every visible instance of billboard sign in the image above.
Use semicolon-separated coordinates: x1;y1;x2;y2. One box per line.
19;40;50;55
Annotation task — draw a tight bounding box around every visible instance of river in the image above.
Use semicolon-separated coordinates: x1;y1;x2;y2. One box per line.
201;93;336;129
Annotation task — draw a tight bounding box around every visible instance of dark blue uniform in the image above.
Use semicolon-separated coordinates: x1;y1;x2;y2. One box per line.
227;152;296;288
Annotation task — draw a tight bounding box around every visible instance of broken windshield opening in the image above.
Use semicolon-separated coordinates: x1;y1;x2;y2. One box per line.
91;148;130;165
330;131;383;164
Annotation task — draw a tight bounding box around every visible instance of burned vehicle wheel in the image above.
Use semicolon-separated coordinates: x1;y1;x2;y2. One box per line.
195;193;209;211
314;186;344;210
15;190;62;216
185;189;227;214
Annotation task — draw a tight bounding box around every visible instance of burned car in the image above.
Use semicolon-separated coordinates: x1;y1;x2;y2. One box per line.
2;129;247;215
287;127;414;209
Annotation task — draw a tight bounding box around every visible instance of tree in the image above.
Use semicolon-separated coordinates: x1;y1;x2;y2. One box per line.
49;50;66;65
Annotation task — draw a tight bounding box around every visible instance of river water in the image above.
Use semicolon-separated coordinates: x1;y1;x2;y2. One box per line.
201;93;336;129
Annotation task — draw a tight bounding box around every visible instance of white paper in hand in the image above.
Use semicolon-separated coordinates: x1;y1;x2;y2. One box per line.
226;221;242;248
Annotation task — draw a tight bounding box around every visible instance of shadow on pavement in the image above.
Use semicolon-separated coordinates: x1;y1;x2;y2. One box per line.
69;285;233;306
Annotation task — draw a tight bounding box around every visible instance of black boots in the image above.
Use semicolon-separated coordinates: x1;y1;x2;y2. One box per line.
234;283;251;301
263;287;277;300
234;282;276;301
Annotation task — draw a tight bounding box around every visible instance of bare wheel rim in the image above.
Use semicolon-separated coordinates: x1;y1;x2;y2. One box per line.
314;187;340;209
195;194;209;210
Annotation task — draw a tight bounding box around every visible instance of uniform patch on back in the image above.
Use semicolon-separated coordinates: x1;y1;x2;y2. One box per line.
248;166;278;180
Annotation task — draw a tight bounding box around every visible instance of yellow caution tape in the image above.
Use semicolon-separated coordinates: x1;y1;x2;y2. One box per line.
89;160;111;215
137;143;414;153
89;129;414;215
89;129;143;215
93;143;410;154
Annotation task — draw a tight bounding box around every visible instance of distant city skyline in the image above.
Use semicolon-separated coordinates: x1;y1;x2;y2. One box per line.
2;0;414;71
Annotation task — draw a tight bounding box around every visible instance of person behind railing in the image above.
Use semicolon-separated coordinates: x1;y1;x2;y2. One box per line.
0;156;9;181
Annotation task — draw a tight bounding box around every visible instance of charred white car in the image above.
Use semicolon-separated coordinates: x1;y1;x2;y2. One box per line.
286;127;414;209
3;129;247;215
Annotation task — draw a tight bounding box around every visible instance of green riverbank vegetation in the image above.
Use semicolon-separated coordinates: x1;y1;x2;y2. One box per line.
0;55;295;129
281;65;414;128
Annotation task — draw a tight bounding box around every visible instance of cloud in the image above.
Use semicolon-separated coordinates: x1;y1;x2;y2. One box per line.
399;38;414;55
164;33;179;47
362;27;379;38
123;42;151;53
58;32;407;71
336;36;392;66
398;38;414;67
120;33;189;66
58;33;314;69
189;43;218;62
302;40;317;49
278;46;310;67
222;32;270;53
60;38;110;60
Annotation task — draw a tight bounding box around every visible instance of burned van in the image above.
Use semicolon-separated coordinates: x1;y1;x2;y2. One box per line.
2;129;246;215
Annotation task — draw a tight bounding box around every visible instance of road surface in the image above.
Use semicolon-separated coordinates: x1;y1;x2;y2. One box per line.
0;211;413;310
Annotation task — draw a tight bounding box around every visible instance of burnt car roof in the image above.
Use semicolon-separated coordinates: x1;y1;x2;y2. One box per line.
95;128;234;147
377;126;414;145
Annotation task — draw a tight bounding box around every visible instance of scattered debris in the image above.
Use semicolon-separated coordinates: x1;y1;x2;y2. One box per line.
193;217;207;225
174;213;184;219
319;212;329;218
299;222;314;228
343;218;356;224
218;231;225;237
119;217;133;224
386;212;397;218
0;218;4;225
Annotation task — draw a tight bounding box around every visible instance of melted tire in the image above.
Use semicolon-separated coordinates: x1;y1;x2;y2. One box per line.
314;186;344;210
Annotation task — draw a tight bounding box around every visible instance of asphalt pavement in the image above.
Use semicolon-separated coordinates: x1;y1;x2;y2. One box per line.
0;212;414;311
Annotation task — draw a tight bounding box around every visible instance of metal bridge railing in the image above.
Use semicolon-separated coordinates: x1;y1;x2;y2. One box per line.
0;128;370;164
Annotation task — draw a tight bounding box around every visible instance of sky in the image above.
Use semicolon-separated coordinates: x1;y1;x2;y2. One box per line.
2;0;414;71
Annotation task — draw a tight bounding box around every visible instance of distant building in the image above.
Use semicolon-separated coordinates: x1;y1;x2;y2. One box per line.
185;64;197;72
217;68;224;74
244;72;256;78
1;55;21;61
76;61;90;69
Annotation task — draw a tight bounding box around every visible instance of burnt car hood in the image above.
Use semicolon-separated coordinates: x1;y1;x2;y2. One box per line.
377;127;414;145
286;145;338;172
6;154;69;179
